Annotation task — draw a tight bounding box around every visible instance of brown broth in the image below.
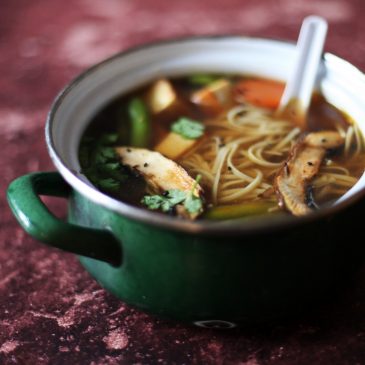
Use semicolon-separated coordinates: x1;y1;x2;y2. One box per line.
79;75;365;219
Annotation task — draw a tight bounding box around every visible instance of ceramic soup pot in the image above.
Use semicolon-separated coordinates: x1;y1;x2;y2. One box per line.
7;36;365;329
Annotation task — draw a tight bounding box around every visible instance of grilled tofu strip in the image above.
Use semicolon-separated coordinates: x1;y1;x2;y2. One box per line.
275;131;345;216
115;147;203;218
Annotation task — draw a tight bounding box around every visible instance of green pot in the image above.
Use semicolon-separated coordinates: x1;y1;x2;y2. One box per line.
7;37;365;328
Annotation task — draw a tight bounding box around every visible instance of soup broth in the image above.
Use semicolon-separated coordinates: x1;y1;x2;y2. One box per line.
79;75;365;220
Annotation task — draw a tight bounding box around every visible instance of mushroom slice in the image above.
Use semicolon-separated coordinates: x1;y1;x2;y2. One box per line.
114;147;203;218
274;131;344;216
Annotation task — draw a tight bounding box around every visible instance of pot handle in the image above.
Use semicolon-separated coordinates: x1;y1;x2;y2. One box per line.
7;172;121;266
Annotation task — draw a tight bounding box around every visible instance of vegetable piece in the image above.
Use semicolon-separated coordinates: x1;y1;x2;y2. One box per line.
79;133;130;194
141;176;204;219
191;79;232;115
141;195;167;210
171;117;205;139
275;131;345;216
154;131;199;160
183;175;203;215
204;202;275;220
154;117;204;159
234;79;285;109
147;79;178;115
128;98;150;147
97;178;121;192
142;189;186;212
188;74;221;86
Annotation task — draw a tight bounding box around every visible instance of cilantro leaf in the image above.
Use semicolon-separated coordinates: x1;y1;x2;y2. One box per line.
79;133;129;195
184;174;203;214
161;200;173;212
171;117;205;139
141;176;204;216
100;133;119;144
141;195;166;210
141;190;187;212
184;194;203;213
104;162;121;171
165;189;186;205
97;178;121;192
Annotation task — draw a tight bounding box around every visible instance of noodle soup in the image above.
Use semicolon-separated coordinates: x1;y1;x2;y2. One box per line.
79;75;365;220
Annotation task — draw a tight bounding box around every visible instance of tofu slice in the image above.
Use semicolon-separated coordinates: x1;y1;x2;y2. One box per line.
191;79;232;115
147;79;178;115
115;147;204;219
154;132;199;160
114;147;202;196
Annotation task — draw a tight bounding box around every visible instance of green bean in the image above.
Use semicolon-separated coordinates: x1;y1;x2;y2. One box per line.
128;98;150;147
188;74;222;86
204;202;276;220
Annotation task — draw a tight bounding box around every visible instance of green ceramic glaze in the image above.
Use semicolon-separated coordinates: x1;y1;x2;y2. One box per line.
7;172;121;265
8;171;365;326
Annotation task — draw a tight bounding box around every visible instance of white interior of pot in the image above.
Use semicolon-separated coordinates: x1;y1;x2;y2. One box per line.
48;37;365;206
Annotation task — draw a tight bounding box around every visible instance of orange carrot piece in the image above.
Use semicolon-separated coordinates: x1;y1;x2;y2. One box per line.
234;79;285;109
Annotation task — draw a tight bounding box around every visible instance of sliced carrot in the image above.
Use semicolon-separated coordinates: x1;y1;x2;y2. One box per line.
234;79;285;110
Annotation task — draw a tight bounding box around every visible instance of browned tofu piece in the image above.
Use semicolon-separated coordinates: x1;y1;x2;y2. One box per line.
115;146;201;194
146;78;189;122
191;79;232;115
154;132;199;160
114;147;204;219
147;79;177;115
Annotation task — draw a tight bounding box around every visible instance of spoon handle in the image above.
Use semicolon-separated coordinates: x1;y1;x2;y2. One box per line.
277;16;328;129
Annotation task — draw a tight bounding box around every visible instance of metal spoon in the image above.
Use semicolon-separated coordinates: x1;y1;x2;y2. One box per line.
277;15;328;129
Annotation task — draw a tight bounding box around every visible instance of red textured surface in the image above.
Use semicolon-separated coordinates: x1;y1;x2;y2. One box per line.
2;1;365;364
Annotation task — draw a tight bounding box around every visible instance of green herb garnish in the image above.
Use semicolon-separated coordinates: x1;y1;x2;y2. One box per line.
141;175;203;216
100;133;119;144
171;117;205;140
128;98;150;147
97;178;121;192
188;74;221;86
184;194;203;213
79;132;129;194
141;189;186;212
166;189;187;205
184;174;203;213
141;195;166;210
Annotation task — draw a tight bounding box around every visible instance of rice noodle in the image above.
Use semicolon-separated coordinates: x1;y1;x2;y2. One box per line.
179;103;364;207
354;123;363;155
344;126;354;155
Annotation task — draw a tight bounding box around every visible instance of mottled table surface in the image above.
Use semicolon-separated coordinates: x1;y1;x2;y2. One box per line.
2;1;365;364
